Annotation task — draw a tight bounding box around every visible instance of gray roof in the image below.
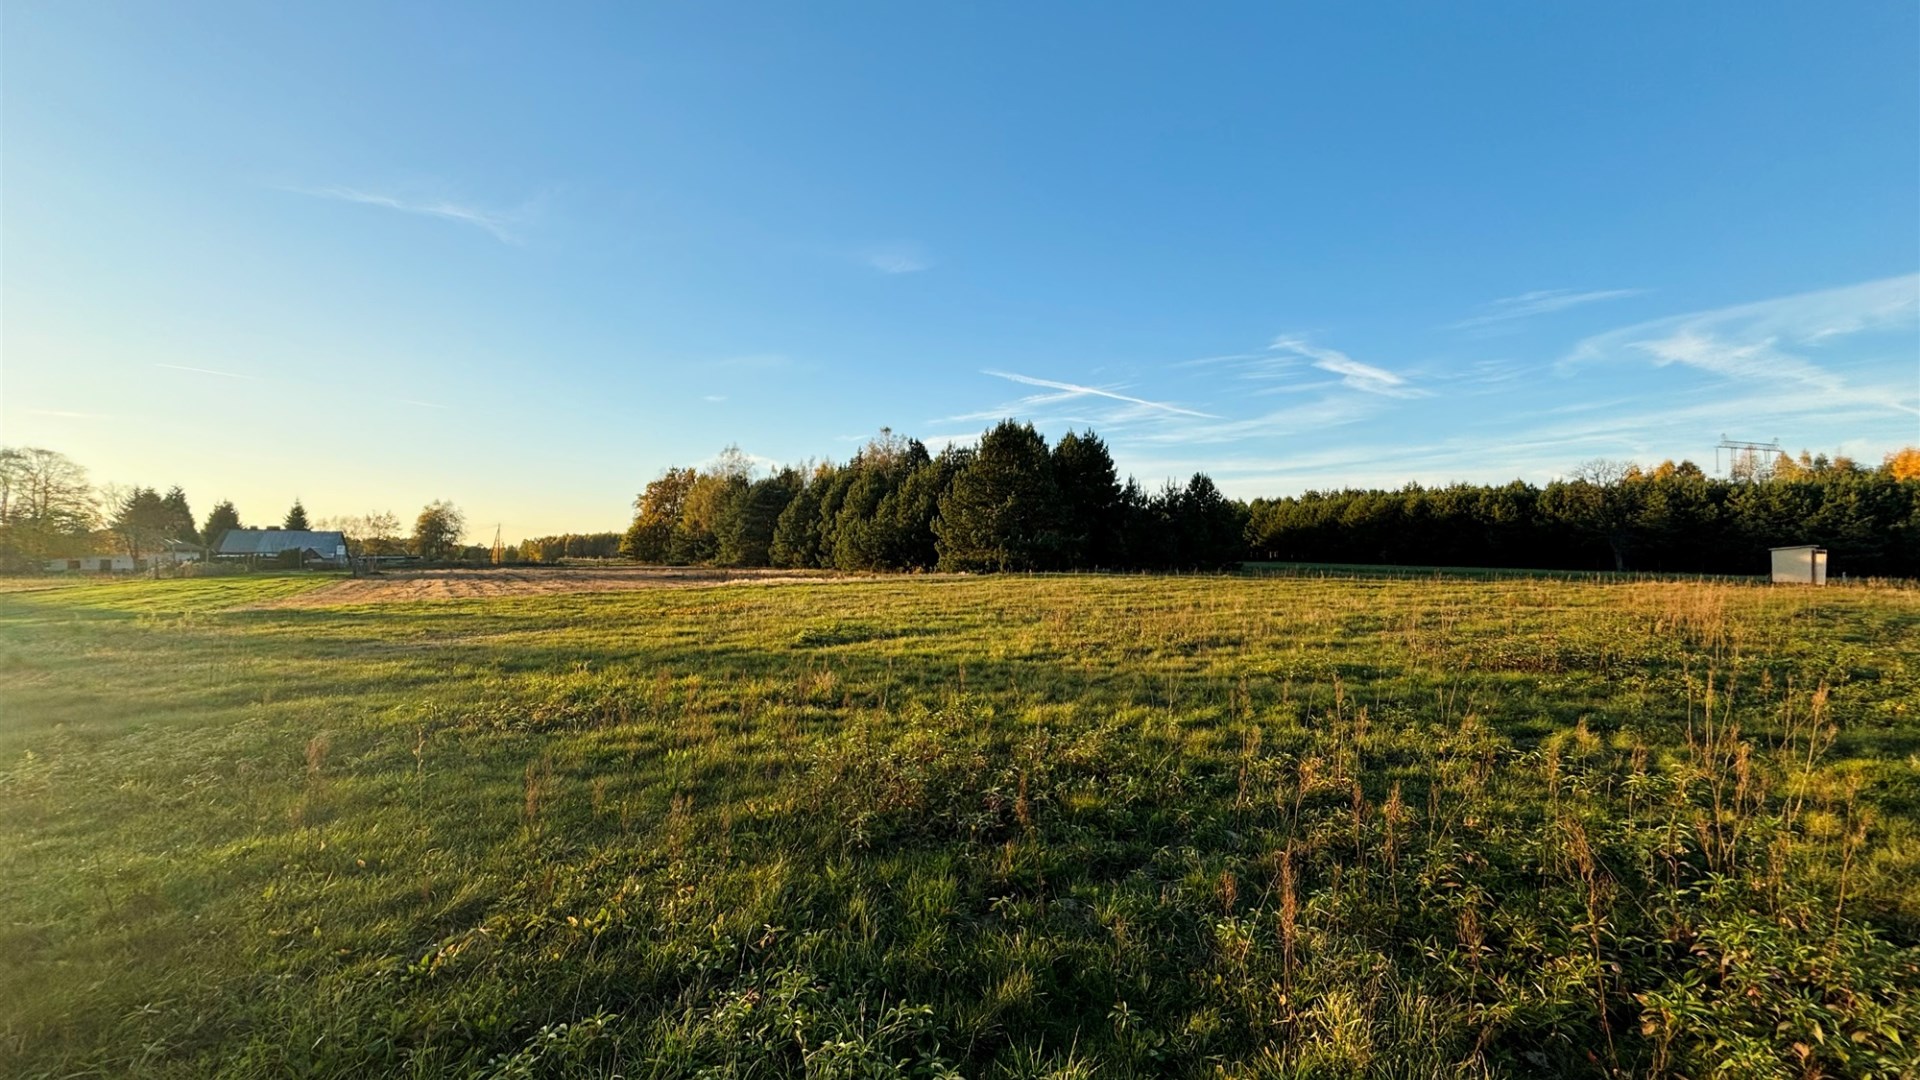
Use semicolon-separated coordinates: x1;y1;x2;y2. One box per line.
215;529;348;556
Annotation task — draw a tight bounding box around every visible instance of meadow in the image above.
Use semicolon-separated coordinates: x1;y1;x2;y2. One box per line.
1;570;1916;1078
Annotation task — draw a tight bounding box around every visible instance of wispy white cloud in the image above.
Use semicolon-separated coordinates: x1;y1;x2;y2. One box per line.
711;353;792;371
1183;337;1426;398
1247;378;1343;397
1425;358;1534;393
863;245;931;274
981;370;1216;418
1435;382;1917;477
25;408;107;419
1450;288;1643;330
941;335;1425;454
930;278;1915;495
703;394;728;403
156;362;256;380
1127;377;1905;497
1268;337;1427;398
1176;351;1268;368
285;186;524;243
1562;274;1920;414
1129;394;1385;446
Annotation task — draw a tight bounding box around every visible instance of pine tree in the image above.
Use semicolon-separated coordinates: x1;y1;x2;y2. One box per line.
1166;473;1245;569
934;420;1060;571
284;500;311;532
1051;430;1125;569
718;471;800;567
832;437;928;570
881;447;969;570
769;473;827;568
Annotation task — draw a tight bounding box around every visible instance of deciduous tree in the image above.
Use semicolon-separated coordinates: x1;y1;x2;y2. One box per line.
0;446;100;566
412;500;466;561
622;467;698;563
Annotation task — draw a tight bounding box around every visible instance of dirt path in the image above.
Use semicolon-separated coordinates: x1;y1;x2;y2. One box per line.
253;567;898;608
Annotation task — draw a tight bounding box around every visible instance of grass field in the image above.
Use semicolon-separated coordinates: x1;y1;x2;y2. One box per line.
2;571;1917;1077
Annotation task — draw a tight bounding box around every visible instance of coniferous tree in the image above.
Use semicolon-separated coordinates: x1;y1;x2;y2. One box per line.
770;471;829;568
1051;430;1125;569
831;434;928;570
112;487;171;559
202;501;241;551
935;420;1060;571
718;471;800;567
284;500;311;532
1166;473;1246;570
811;465;858;567
882;446;970;570
160;486;199;544
605;437;1920;579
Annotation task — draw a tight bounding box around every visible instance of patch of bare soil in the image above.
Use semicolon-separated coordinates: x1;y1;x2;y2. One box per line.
253;567;888;608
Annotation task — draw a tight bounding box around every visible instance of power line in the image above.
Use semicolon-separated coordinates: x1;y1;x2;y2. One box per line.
1716;434;1782;482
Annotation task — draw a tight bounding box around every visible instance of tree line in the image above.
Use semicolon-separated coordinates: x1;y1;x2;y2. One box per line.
516;533;624;563
10;439;1918;577
1247;453;1920;577
623;432;1920;578
0;446;473;569
620;422;1247;572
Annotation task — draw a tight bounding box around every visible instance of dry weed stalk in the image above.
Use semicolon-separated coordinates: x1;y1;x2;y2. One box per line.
1277;848;1299;993
523;754;554;836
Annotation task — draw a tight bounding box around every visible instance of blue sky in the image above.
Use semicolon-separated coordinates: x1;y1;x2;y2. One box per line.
4;2;1917;539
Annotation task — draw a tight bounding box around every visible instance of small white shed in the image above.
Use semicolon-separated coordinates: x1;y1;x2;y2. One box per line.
1770;545;1828;585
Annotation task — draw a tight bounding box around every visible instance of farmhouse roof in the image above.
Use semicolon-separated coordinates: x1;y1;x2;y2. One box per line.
215;529;348;556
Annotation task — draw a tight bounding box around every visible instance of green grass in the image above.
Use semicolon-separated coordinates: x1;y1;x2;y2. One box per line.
2;573;1917;1077
1238;561;1765;583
